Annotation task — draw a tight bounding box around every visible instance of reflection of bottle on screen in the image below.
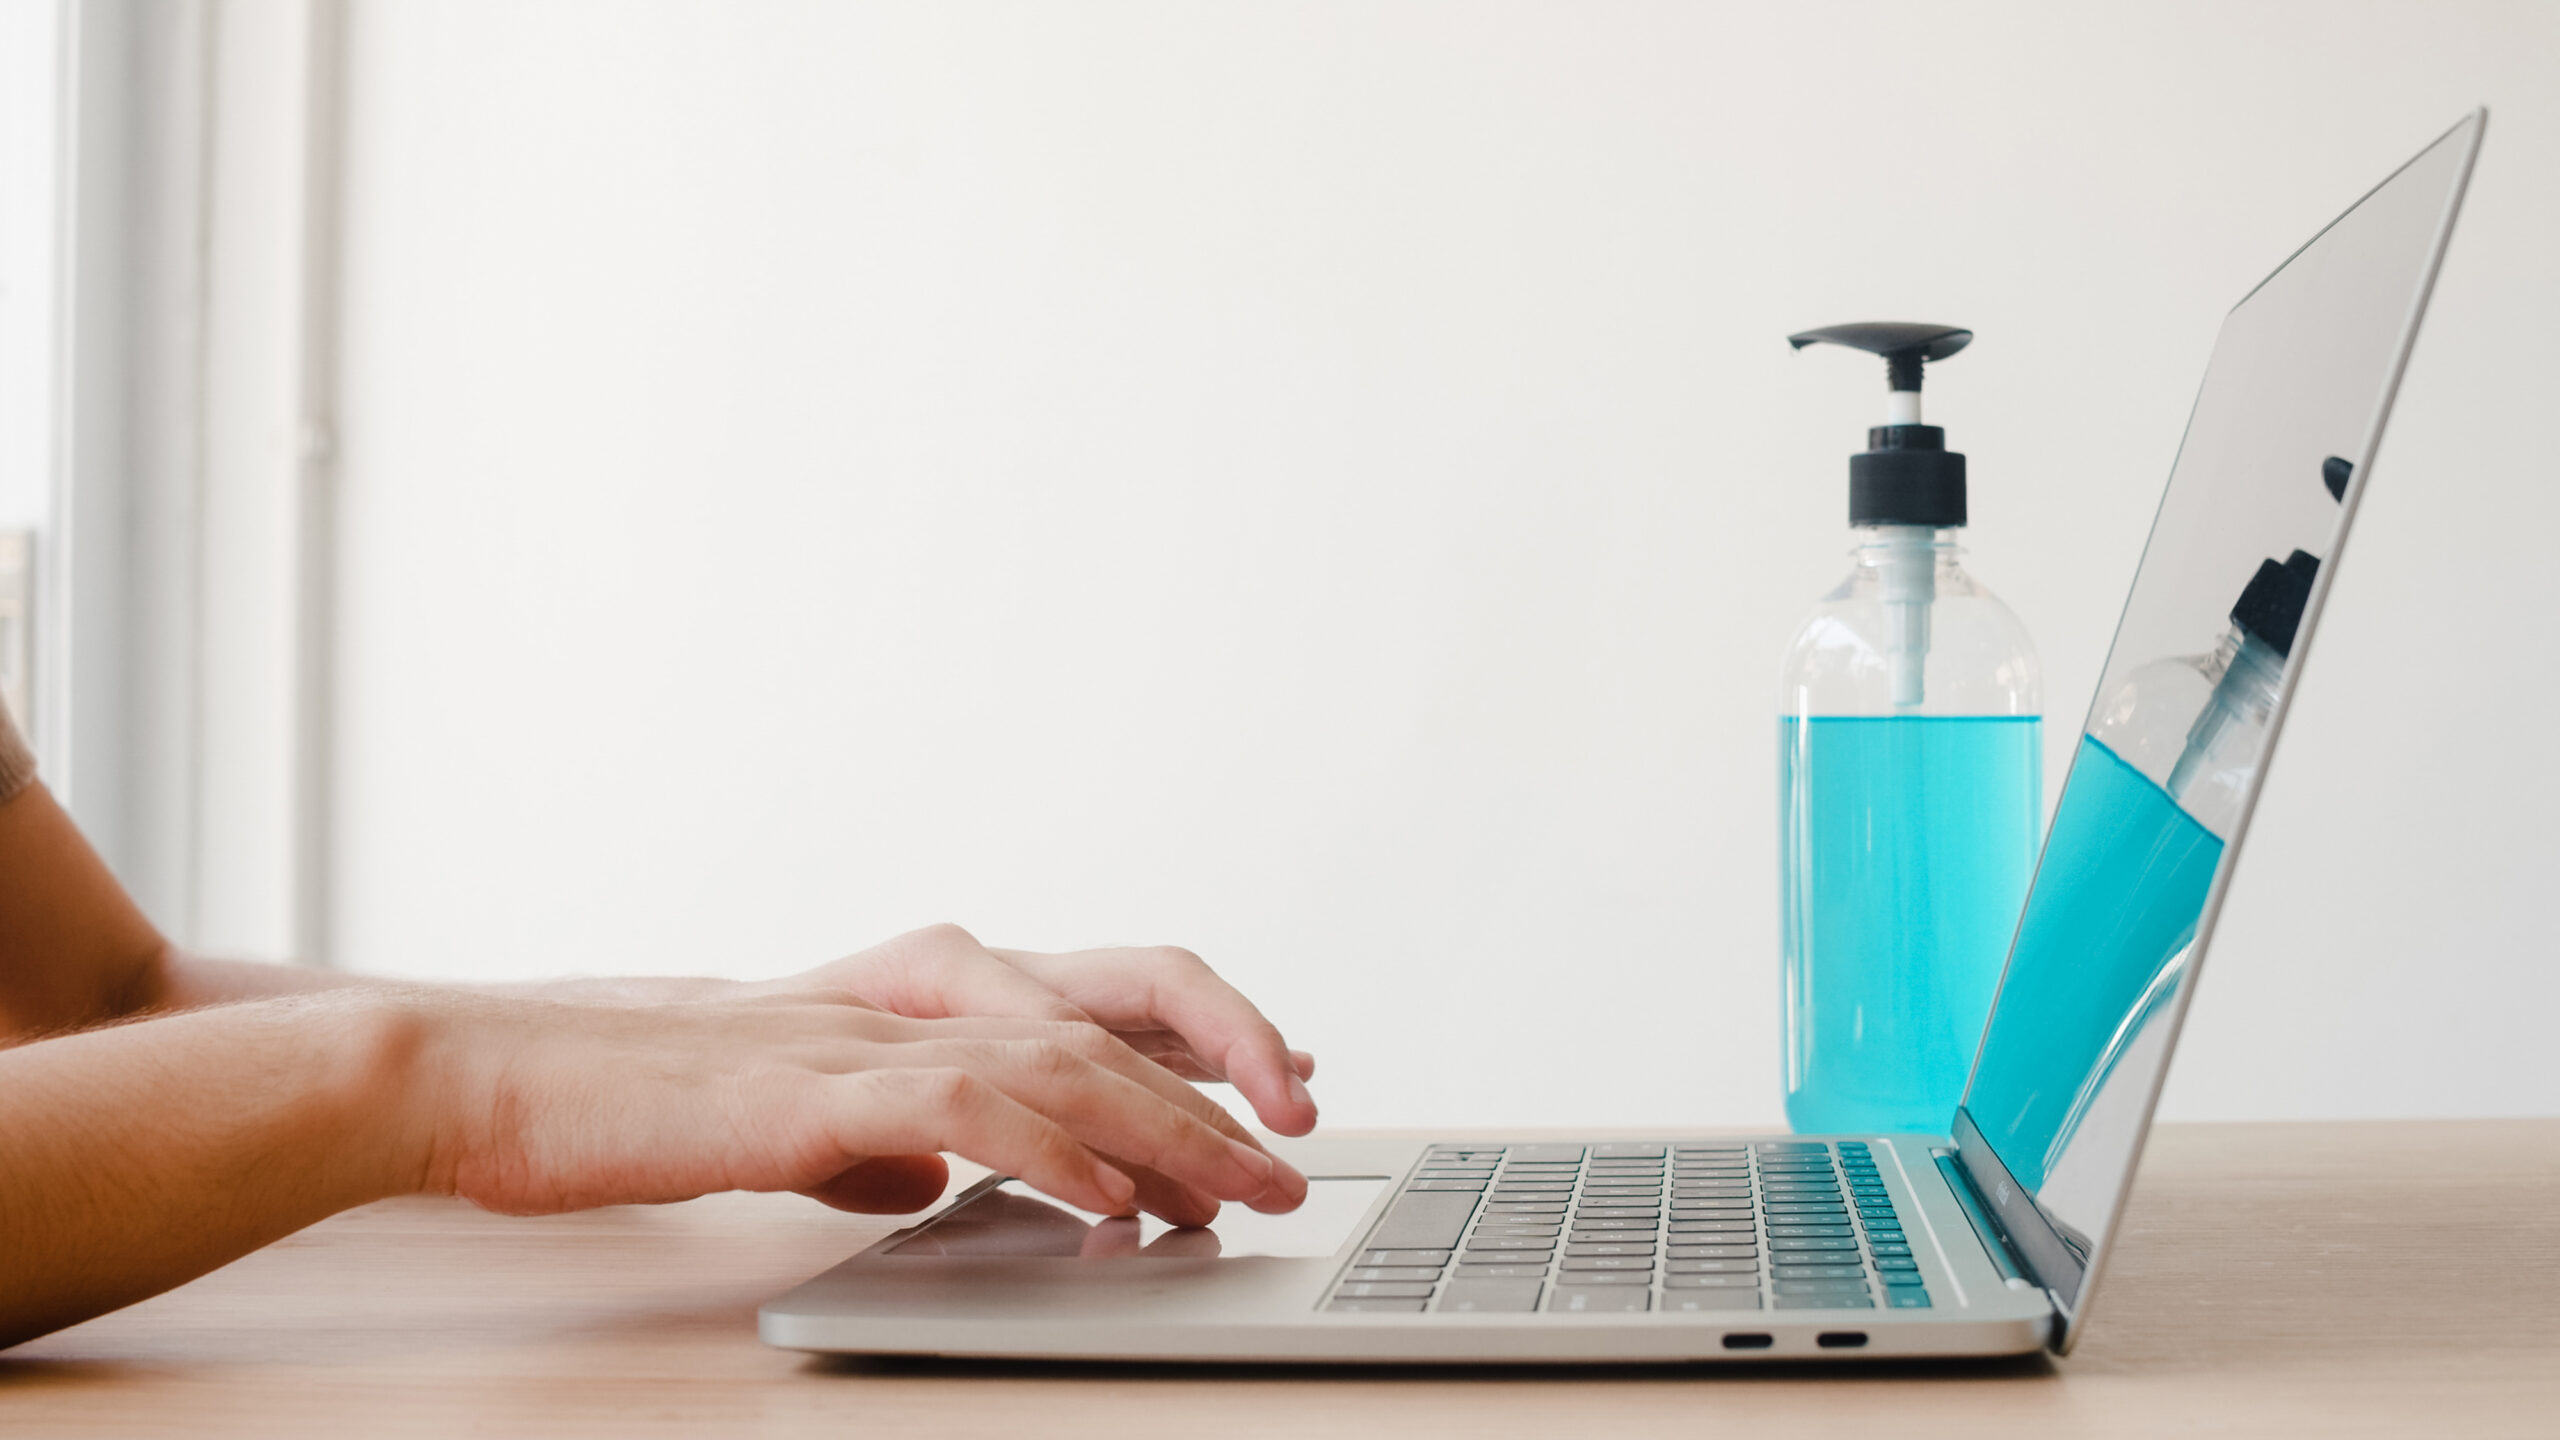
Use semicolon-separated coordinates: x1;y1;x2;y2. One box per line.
1973;528;2328;1191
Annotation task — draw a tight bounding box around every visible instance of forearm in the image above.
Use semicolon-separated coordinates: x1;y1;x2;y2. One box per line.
0;992;431;1347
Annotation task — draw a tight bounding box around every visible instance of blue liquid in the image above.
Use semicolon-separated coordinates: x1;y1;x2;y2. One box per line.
1780;716;2042;1134
1964;736;2225;1190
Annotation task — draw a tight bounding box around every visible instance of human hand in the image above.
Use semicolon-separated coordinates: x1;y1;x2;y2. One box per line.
758;924;1318;1137
404;988;1300;1226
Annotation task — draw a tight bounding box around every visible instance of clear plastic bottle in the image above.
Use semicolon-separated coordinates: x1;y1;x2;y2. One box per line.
1777;323;2041;1135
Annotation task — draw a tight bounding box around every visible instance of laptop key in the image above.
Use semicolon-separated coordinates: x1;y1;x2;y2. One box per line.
1773;1265;1866;1280
1881;1271;1928;1287
1551;1270;1650;1285
1365;1192;1478;1251
1662;1272;1757;1289
1344;1267;1443;1283
1887;1291;1933;1308
1774;1280;1869;1295
1667;1246;1758;1260
1406;1181;1485;1192
1465;1235;1556;1250
1772;1237;1859;1251
1455;1263;1551;1280
1564;1242;1656;1257
1767;1225;1855;1238
1439;1280;1544;1313
1335;1282;1436;1299
1550;1286;1652;1313
1559;1255;1655;1272
1773;1295;1875;1309
1508;1144;1586;1163
1326;1299;1427;1313
1360;1249;1452;1267
1666;1259;1759;1274
1660;1289;1761;1311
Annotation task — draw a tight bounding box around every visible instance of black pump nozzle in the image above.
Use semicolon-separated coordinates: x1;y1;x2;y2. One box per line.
2229;461;2352;657
2231;550;2321;657
1788;322;1974;394
1791;321;1975;529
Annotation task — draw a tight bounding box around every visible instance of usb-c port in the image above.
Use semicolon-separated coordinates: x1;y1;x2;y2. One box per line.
1817;1331;1869;1349
1722;1333;1774;1350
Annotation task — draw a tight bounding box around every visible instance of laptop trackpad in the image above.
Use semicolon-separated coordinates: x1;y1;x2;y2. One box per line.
890;1177;1390;1260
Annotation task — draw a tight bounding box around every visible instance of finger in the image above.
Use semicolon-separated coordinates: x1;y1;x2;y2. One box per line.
798;1153;953;1214
855;924;1094;1024
891;1019;1306;1211
1104;1159;1223;1229
922;1037;1281;1208
996;947;1317;1137
834;1067;1137;1216
1099;1032;1314;1084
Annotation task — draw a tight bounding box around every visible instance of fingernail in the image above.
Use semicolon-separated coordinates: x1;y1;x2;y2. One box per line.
1090;1159;1137;1211
1271;1153;1308;1202
1224;1139;1274;1187
1287;1072;1316;1117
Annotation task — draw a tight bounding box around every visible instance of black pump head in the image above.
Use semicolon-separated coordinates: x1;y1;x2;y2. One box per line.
1791;321;1975;528
1788;322;1974;393
2231;550;2322;657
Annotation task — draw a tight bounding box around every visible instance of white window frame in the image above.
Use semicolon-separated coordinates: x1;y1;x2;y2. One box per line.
46;0;344;966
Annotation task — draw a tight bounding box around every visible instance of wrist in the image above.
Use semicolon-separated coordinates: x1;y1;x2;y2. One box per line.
321;988;469;1202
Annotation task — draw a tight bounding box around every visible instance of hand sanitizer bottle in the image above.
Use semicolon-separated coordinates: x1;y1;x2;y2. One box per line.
1777;323;2041;1135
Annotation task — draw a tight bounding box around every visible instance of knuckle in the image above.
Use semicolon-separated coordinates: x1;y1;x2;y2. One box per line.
904;1065;981;1112
1048;1020;1117;1059
1153;945;1208;973
912;921;980;953
1014;1038;1089;1087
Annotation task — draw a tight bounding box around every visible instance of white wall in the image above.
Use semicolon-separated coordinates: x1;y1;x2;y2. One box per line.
328;0;2560;1129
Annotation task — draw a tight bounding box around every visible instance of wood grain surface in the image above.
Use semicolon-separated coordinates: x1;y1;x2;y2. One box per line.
4;1120;2555;1437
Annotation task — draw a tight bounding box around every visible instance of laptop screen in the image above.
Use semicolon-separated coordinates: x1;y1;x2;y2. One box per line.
1951;114;2482;1331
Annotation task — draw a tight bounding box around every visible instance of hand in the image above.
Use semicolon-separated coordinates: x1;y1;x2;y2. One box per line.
406;988;1304;1227
757;924;1319;1137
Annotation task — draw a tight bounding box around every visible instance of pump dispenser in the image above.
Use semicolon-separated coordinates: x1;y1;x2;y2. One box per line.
1789;323;1976;708
1776;322;2041;1135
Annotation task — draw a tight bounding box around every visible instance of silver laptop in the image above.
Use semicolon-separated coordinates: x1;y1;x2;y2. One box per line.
762;111;2485;1364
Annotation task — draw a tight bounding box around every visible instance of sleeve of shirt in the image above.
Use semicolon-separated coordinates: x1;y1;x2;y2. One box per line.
0;697;35;805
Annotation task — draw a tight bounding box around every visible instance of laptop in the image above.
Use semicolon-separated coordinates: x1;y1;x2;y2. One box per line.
761;110;2485;1363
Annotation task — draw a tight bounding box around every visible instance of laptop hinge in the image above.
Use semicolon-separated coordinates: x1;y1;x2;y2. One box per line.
1933;1151;2049;1301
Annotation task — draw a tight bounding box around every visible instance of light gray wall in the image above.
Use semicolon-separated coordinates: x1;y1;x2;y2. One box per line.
328;0;2560;1127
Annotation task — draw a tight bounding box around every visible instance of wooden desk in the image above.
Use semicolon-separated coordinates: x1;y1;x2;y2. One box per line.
4;1121;2554;1437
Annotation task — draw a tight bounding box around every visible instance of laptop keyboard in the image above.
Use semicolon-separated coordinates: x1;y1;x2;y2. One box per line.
1325;1140;1930;1315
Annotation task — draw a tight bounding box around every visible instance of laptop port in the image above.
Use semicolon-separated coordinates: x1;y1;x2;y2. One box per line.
1721;1333;1773;1350
1817;1332;1869;1349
